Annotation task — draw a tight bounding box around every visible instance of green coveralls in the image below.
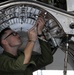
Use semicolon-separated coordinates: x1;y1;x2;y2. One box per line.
0;39;53;75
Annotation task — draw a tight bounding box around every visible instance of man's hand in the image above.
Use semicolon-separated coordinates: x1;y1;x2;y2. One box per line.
36;15;45;35
28;25;37;42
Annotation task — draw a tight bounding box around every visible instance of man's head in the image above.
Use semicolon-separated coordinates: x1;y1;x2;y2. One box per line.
0;27;22;48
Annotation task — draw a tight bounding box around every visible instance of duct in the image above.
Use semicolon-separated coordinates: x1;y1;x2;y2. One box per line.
0;0;74;70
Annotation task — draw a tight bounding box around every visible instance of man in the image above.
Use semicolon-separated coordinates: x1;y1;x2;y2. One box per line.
0;16;53;75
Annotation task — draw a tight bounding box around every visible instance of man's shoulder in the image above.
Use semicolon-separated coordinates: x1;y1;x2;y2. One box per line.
0;53;11;59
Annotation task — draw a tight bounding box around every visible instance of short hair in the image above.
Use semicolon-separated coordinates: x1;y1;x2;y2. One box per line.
0;27;11;47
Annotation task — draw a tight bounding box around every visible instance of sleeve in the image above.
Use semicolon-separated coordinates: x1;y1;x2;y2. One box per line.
30;38;53;71
0;53;36;72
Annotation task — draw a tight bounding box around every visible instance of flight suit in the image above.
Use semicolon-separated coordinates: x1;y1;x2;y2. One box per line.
0;39;53;75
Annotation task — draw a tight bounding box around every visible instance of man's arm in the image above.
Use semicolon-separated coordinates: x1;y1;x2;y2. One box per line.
23;41;35;64
30;37;53;71
30;14;53;71
23;25;37;64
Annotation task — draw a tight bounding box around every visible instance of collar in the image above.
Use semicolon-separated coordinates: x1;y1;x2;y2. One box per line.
3;51;18;59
